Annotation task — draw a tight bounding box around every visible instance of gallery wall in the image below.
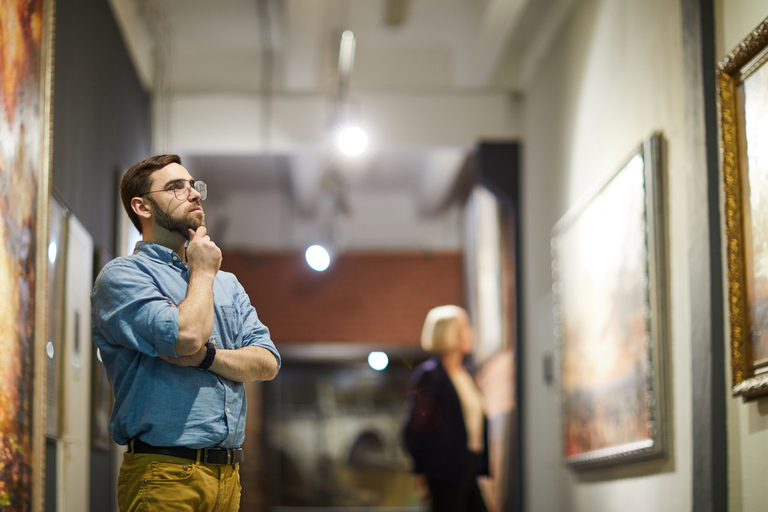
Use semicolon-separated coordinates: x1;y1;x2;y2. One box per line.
52;0;151;252
520;0;693;510
221;250;464;344
717;3;768;511
50;0;151;510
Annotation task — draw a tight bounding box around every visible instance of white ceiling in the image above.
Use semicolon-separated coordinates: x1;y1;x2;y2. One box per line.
109;0;572;251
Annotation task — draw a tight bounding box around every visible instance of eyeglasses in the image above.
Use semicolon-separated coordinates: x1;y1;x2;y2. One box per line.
144;179;207;201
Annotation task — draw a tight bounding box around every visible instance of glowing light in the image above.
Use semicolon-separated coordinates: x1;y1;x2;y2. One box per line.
48;242;57;264
368;351;388;371
306;245;331;271
337;126;368;155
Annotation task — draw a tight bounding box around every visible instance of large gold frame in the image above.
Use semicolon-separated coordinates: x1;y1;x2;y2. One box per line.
718;17;768;400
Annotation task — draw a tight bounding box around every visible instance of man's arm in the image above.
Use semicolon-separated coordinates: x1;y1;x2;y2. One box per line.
159;345;279;382
209;346;278;382
175;226;221;356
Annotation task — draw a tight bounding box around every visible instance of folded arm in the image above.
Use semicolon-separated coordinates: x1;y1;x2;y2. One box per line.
160;345;279;382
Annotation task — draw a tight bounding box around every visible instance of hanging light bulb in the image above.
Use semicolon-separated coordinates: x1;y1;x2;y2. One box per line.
306;244;331;271
368;351;389;371
337;125;368;155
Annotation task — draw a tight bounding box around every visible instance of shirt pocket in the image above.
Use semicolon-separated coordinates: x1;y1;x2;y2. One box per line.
213;303;240;348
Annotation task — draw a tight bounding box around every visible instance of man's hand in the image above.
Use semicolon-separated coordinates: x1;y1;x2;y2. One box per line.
186;227;221;275
160;343;207;367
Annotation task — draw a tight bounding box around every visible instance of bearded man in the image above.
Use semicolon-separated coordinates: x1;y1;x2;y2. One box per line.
91;154;280;512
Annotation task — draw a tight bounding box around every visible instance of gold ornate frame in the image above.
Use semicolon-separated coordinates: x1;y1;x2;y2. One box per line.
718;17;768;400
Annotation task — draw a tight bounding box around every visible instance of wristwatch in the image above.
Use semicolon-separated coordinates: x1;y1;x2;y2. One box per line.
197;341;216;370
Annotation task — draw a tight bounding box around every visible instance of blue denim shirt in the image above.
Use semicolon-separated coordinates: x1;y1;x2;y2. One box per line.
91;241;280;449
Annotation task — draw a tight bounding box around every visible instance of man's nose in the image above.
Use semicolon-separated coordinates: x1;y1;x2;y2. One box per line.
188;184;202;200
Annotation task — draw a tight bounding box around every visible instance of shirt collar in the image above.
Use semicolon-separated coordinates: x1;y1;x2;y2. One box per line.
134;241;185;266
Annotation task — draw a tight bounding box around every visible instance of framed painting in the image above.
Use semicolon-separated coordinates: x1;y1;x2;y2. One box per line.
462;141;522;511
463;185;505;365
551;133;668;469
0;0;55;510
717;16;768;400
91;246;114;450
45;193;69;439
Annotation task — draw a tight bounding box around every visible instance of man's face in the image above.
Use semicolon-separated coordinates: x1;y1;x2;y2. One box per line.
146;163;205;240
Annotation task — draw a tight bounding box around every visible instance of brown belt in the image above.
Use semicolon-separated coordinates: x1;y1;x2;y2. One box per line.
130;438;244;465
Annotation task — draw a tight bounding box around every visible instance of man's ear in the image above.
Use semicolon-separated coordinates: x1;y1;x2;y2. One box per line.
131;197;152;221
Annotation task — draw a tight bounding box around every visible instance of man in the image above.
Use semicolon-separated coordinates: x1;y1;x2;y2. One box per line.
91;154;280;512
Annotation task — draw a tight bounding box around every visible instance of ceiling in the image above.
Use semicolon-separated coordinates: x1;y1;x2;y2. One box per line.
109;0;573;252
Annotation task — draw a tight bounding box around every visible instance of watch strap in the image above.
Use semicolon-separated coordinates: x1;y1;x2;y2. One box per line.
197;341;216;370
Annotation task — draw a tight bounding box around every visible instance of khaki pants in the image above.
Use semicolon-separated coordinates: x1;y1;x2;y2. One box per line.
117;451;241;512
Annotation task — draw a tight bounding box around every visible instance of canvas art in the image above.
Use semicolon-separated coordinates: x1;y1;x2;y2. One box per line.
0;0;53;509
552;133;668;468
717;16;768;399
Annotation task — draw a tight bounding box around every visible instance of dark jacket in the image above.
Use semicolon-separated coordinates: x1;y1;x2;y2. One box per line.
402;357;489;483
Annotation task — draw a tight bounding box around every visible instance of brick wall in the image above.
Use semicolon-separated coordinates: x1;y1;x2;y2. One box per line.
221;251;465;346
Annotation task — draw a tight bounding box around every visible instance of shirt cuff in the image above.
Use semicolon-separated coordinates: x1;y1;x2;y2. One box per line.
152;306;180;357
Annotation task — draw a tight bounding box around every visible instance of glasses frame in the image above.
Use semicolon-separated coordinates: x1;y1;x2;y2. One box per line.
143;179;207;201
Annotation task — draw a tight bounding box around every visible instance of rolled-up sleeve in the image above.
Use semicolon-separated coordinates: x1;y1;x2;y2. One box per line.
234;279;281;371
91;261;179;357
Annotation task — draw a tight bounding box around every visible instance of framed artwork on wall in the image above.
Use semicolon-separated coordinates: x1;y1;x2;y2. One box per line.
0;0;55;509
717;16;768;400
91;246;114;450
551;133;668;469
45;194;69;440
462;141;522;511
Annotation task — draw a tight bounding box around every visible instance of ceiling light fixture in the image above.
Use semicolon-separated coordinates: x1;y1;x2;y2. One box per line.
337;125;368;155
305;244;331;271
368;351;389;371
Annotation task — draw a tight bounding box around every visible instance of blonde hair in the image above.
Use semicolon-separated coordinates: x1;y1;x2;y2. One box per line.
420;305;466;354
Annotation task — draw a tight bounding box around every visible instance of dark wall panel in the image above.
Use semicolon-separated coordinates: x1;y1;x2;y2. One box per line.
51;1;151;511
52;0;151;253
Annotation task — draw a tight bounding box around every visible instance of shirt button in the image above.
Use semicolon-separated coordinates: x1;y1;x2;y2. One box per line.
226;407;230;413
211;339;216;345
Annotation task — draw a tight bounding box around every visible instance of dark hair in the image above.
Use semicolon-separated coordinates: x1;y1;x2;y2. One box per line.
120;154;182;233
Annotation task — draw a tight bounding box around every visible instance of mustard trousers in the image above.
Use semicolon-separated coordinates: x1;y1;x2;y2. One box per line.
117;451;241;512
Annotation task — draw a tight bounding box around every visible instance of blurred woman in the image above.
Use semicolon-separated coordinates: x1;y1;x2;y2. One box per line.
402;305;489;512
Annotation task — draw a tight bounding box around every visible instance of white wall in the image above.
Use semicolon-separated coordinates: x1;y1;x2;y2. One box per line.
717;4;768;511
521;0;692;510
716;0;768;60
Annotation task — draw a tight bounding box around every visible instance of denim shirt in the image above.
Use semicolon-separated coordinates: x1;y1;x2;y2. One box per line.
91;241;280;449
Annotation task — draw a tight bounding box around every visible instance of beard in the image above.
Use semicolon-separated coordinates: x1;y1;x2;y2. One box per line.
146;197;205;240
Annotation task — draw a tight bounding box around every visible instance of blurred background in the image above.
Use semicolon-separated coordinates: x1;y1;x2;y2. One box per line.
27;0;761;511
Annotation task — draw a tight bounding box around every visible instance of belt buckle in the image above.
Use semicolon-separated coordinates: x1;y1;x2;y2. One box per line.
202;447;231;465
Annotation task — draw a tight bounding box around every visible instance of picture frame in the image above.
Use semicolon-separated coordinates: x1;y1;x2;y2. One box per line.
462;140;522;511
463;185;505;365
46;193;69;440
717;16;768;400
551;133;668;469
0;0;55;510
91;246;114;450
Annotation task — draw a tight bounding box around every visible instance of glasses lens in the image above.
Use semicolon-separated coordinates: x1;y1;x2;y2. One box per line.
195;181;207;201
172;180;207;201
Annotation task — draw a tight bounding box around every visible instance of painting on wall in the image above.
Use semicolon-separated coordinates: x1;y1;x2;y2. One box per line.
463;139;522;511
551;133;668;469
0;0;54;509
717;16;768;400
92;246;114;450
